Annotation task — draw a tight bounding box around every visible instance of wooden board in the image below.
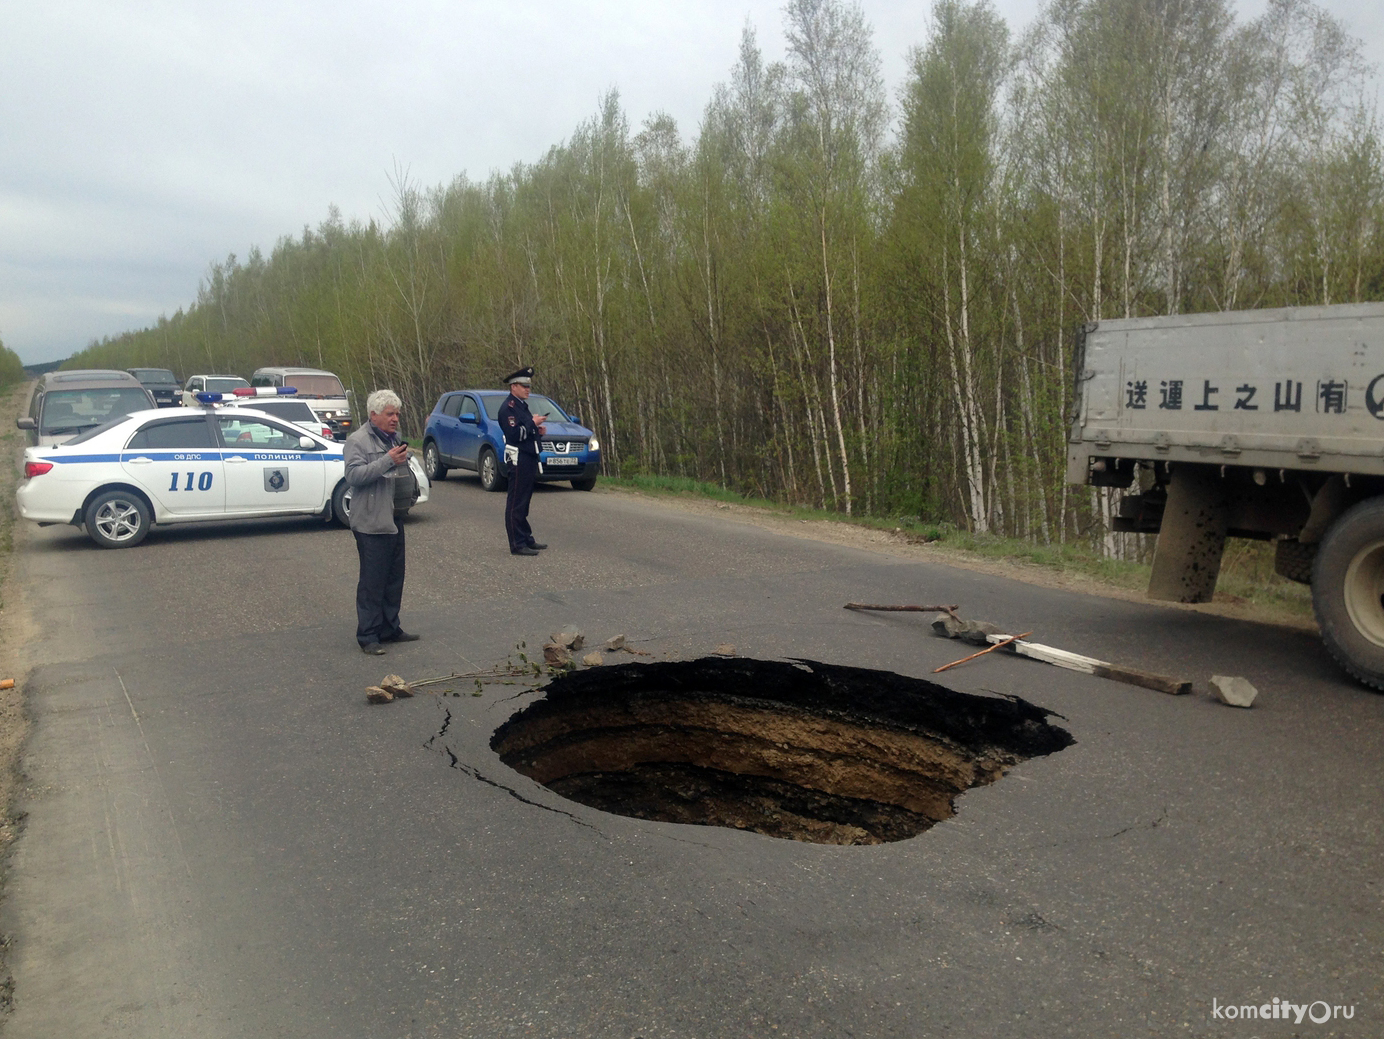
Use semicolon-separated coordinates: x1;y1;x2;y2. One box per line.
986;634;1192;695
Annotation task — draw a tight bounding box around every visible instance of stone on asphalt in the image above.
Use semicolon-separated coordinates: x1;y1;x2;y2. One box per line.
552;630;585;651
380;674;414;697
603;634;626;651
365;686;394;705
714;644;737;656
544;643;572;666
581;652;604;667
931;614;1002;645
1209;674;1258;707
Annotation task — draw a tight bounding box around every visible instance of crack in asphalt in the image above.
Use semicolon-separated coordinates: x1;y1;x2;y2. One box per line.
442;748;602;832
1011;805;1171;855
433;707;453;740
425;707;600;833
491;684;545;708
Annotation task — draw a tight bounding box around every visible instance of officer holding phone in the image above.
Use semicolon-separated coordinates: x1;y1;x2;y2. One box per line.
500;366;547;556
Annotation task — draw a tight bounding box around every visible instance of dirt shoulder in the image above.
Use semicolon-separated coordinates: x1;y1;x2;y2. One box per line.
598;484;1319;635
0;381;34;1012
0;382;34;836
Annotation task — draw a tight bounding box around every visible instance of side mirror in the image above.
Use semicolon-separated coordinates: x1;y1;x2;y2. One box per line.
569;415;581;425
299;436;319;450
16;417;36;430
459;413;478;424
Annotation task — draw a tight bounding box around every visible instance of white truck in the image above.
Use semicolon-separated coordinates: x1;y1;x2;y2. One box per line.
1067;302;1384;688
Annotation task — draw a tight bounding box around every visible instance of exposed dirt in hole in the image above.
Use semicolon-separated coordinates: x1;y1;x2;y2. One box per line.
491;657;1073;845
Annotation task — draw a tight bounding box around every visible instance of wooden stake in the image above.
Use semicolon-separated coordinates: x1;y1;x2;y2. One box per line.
933;632;1032;673
844;602;960;616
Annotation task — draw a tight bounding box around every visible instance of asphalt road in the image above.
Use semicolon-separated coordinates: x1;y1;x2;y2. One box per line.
4;472;1382;1038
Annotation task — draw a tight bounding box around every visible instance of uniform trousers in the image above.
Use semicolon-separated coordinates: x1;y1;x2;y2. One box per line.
354;527;406;645
505;452;539;551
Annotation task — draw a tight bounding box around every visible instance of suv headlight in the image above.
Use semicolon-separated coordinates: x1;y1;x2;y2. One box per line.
589;436;600;451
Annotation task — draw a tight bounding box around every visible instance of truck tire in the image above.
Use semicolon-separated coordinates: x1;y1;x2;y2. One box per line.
1312;497;1384;690
1274;538;1316;584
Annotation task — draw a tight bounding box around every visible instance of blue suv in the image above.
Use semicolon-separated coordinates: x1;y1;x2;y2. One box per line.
422;390;602;492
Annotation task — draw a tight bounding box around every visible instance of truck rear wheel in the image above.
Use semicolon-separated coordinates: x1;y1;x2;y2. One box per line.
1313;497;1384;690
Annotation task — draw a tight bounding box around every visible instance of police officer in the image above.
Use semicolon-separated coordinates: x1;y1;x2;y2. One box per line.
501;366;548;556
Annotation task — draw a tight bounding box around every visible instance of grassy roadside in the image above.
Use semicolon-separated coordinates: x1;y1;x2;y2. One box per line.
0;384;26;571
0;379;34;1015
600;473;1315;620
0;378;33;635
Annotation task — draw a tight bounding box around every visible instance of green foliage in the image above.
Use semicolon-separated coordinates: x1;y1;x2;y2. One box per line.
0;338;25;393
61;0;1383;561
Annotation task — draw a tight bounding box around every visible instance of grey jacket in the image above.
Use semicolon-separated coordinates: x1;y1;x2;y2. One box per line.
343;423;401;535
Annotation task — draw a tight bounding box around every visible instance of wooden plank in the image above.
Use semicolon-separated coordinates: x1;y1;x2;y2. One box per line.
986;634;1191;695
1091;663;1193;695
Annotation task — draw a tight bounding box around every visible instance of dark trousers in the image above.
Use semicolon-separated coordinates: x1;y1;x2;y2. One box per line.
354;528;405;645
505;453;538;551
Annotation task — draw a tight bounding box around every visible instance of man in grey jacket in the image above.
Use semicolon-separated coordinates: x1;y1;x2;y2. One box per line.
344;389;419;654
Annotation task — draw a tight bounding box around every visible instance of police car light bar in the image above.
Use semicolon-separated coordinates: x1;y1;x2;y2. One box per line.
231;386;298;397
193;387;299;405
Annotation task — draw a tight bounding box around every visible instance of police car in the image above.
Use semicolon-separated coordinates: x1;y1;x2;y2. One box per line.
16;389;429;549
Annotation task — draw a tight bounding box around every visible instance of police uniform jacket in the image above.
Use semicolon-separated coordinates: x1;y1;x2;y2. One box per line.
343;422;401;535
502;394;540;456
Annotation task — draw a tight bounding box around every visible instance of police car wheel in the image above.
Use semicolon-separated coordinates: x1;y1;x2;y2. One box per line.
85;490;151;549
479;448;507;492
331;481;351;526
423;441;447;482
1313;496;1384;690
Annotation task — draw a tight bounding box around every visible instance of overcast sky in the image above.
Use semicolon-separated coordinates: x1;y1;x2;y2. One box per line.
2;0;1380;366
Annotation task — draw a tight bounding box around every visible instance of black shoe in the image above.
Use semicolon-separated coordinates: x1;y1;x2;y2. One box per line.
511;546;540;556
361;642;386;655
384;630;421;643
528;542;548;550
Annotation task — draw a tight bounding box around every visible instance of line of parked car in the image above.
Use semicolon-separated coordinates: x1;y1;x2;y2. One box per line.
14;367;602;548
19;366;356;447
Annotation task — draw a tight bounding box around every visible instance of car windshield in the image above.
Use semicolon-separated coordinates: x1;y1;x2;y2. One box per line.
217;417;311;449
243;400;316;421
526;395;569;421
63;416;133;445
132;369;177;385
206;377;249;393
481;393;570;421
40;388;152;435
282;374;345;398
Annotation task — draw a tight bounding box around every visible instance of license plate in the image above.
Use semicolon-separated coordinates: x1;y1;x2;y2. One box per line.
545;456;579;467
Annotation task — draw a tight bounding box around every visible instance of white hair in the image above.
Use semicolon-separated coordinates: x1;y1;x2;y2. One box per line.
366;389;402;415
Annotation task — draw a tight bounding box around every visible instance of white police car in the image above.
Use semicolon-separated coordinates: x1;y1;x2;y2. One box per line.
16;389;429;548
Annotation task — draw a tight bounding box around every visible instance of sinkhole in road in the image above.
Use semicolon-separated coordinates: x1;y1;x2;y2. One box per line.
490;657;1074;845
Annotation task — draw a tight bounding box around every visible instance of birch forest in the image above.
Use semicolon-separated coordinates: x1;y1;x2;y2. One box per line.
70;0;1384;547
